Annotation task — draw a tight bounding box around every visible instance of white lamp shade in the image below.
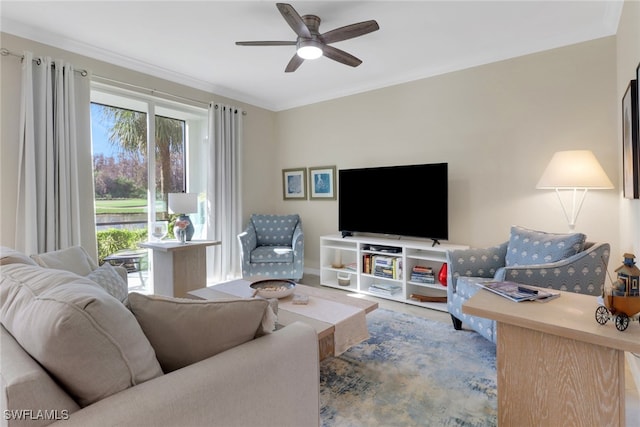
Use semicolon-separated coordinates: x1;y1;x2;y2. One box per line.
536;150;614;189
168;193;198;214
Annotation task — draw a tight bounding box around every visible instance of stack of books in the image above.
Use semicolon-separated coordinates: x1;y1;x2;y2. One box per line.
410;265;435;284
363;254;402;279
368;283;402;296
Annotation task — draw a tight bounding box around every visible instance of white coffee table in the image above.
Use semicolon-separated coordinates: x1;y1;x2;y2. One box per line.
189;279;378;360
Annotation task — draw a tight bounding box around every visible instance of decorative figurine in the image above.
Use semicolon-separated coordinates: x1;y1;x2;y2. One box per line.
595;253;640;331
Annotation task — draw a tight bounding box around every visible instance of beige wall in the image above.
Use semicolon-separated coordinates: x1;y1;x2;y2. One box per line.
275;37;620;271
2;7;637;275
616;0;640;259
0;33;278;251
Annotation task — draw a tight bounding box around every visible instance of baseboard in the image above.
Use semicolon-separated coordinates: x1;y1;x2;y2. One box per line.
303;267;320;277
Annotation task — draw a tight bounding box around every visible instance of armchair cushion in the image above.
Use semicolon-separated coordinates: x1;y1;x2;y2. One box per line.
127;293;276;373
250;246;294;263
0;264;163;407
505;225;585;267
252;214;300;246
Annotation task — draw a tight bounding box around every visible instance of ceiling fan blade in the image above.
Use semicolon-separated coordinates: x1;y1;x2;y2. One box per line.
235;41;296;46
321;20;379;44
285;54;305;73
322;45;362;67
277;3;311;38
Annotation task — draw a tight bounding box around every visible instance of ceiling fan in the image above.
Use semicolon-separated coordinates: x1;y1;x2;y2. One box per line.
235;3;379;72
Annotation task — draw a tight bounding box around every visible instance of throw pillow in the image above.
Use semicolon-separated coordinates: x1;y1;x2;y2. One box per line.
0;246;37;266
30;246;97;276
505;225;586;267
0;264;163;407
127;293;275;373
86;262;128;303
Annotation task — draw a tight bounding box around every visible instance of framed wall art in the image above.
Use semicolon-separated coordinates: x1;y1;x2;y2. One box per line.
309;166;336;200
282;168;307;200
637;63;640;145
622;79;639;199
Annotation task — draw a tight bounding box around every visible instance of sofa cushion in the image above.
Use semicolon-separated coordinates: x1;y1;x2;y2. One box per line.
251;214;299;246
127;293;275;373
505;225;586;267
0;264;163;407
0;246;37;266
30;246;97;276
86;262;128;303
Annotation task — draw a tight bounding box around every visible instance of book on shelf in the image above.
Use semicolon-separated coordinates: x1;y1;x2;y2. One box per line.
410;265;434;283
410;273;435;284
368;283;402;296
412;265;433;274
363;254;402;279
479;281;560;303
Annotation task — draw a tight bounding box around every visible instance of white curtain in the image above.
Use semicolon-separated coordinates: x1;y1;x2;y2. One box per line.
16;51;96;257
207;103;243;281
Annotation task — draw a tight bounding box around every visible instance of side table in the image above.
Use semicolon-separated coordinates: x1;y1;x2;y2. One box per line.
463;289;640;426
138;240;221;297
104;248;148;285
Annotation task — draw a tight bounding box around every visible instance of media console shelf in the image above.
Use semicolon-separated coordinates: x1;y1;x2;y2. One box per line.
320;235;468;312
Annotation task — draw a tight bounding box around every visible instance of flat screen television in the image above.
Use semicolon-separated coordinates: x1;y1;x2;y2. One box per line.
338;163;448;243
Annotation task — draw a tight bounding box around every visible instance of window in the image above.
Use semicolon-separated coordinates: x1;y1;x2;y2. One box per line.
90;83;208;291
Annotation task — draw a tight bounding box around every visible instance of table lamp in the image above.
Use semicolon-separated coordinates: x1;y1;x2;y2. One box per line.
536;150;613;230
168;192;198;241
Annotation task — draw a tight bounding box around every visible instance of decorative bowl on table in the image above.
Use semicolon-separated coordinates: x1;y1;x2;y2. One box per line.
250;279;296;299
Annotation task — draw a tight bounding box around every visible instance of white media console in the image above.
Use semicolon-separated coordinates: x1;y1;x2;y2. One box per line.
320;234;468;312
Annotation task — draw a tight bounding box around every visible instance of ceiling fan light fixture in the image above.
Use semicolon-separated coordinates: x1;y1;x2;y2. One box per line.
296;39;323;60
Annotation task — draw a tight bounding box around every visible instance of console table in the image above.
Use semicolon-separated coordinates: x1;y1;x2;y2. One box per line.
463;289;640;426
138;240;220;297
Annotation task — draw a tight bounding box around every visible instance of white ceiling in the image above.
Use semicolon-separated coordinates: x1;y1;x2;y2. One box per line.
1;1;623;111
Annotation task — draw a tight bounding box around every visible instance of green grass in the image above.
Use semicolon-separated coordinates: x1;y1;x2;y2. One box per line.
95;198;148;214
95;198;168;214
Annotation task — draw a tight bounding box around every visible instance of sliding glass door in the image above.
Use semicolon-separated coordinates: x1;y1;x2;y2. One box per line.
90;84;208;292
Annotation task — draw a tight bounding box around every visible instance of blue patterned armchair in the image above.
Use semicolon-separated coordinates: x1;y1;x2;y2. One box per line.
446;225;610;342
237;214;304;280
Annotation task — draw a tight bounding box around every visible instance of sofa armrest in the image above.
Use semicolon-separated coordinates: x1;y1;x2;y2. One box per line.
1;326;80;427
502;242;610;295
446;242;508;291
55;322;320;427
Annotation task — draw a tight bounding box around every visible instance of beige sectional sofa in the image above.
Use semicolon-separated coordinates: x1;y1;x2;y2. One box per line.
1;247;320;427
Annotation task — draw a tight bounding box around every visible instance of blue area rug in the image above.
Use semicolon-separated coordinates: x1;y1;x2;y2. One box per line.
320;308;497;426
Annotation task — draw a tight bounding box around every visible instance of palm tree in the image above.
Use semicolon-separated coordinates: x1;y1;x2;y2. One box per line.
99;105;185;208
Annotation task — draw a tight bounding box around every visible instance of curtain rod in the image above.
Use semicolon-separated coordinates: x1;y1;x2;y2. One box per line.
1;47;88;76
93;75;247;115
92;74;211;110
2;47;246;115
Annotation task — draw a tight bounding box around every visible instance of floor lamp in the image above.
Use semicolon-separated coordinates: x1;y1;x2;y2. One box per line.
536;150;613;231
